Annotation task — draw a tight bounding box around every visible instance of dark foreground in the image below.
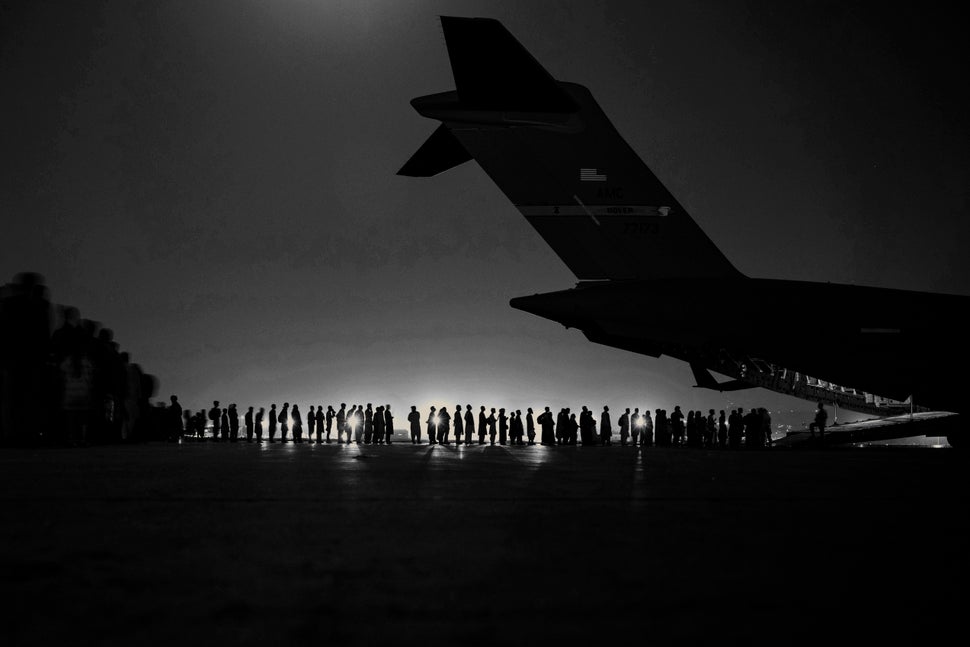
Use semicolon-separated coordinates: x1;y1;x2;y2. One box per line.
1;442;966;646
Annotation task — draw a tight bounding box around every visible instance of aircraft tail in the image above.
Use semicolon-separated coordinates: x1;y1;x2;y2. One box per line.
399;16;741;281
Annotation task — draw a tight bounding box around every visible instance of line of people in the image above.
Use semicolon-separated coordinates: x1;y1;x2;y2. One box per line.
168;400;779;449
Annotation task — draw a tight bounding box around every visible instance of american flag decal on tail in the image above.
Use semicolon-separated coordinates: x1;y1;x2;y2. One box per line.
579;168;606;182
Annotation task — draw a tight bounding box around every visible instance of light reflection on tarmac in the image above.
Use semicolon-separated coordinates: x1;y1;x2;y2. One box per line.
0;441;964;645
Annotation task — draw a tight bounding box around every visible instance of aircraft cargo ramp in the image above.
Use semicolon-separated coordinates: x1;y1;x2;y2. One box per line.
773;410;960;447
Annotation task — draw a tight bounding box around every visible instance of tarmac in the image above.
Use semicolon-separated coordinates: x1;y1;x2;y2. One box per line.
1;438;966;646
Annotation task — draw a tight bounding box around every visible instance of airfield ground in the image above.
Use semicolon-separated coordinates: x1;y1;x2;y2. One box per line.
1;440;965;645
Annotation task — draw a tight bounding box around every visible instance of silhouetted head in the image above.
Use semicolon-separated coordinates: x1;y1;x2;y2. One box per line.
271;403;276;409
430;406;436;411
499;408;505;413
63;306;81;326
170;395;178;403
674;405;681;411
411;405;416;411
283;402;289;408
818;401;825;408
466;404;471;410
480;406;485;411
625;408;630;414
213;400;219;406
604;406;609;411
340;403;345;408
248;406;253;412
490;408;495;413
527;408;533;413
259;407;264;413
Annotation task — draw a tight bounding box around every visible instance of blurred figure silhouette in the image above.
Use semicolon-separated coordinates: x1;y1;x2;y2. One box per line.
555;408;565;445
256;407;265;442
619;408;630;446
438;406;451;444
630;408;641;446
671;406;684;446
526;407;536;445
718;410;727;448
408;406;421;443
706;409;717;448
642;409;653;446
279;402;290;442
454;405;464;444
513;409;525;445
743;407;760;449
426;406;437;445
315;406;324;443
384;404;393;444
245;406;254;442
728;409;741;449
326;405;335;442
292;404;302;442
809;402;827;445
364;403;374;444
209;401;221;441
268;403;278;442
228;404;239;442
373;405;385;444
307;405;316;440
464;404;474;444
487;408;497;445
567;413;579;444
538;406;554;445
220;408;229;441
478;406;487;444
600;406;612;445
336;404;346;443
498;408;508;445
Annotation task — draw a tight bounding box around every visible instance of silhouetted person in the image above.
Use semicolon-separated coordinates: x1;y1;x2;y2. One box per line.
671;406;684;446
619;408;631;446
809;401;827;445
743;407;760;449
567;413;579;445
307;406;316;440
345;405;356;443
706;409;716;448
245;406;254;442
220;408;229;441
454;405;464;444
478;406;487;444
183;410;193;441
292;404;303;442
256;407;265;442
438;406;451;443
326;405;335;442
336;404;346;443
514;409;525;445
384;404;394;445
374;405;385;444
209;401;221;441
642;410;653;446
408;406;421;443
631;408;641;446
278;403;289;442
555;408;565;445
498;408;508;445
427;406;437;445
268;403;278;442
195;411;206;440
486;408;497;445
364;403;373;444
315;405;324;443
538;407;554;445
718;410;727;448
526;408;536;445
464;405;474;444
600;406;612;445
228;404;239;441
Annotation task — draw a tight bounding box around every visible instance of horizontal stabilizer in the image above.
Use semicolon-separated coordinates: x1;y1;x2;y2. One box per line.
398;124;473;177
691;364;754;392
440;16;577;112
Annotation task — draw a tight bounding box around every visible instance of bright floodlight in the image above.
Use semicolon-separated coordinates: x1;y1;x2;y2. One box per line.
635;418;645;428
433;415;441;426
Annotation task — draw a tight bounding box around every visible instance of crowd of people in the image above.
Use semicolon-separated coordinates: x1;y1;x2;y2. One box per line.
164;400;813;449
0;272;160;446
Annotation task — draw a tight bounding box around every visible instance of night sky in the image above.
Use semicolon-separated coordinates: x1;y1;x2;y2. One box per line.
3;1;967;420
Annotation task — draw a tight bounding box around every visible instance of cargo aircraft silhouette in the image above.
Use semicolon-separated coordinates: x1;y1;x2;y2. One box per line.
399;16;966;443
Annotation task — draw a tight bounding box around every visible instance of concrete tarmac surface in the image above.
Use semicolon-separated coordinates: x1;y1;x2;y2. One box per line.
1;440;966;646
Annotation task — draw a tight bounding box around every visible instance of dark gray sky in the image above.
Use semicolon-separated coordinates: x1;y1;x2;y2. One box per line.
3;1;967;418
